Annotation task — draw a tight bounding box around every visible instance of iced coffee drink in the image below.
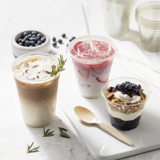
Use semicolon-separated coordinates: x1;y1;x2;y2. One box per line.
12;53;61;127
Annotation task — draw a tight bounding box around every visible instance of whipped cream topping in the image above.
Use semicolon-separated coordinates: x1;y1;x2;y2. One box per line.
114;91;141;103
14;55;58;80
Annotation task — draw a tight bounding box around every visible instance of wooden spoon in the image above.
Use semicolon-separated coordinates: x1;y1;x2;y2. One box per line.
74;106;134;146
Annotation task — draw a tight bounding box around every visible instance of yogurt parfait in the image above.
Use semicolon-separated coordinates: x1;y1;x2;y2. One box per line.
102;77;150;130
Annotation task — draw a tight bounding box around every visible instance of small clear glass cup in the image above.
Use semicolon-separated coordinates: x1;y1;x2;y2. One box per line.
101;77;151;130
68;35;118;99
12;52;60;128
101;0;136;37
135;1;160;52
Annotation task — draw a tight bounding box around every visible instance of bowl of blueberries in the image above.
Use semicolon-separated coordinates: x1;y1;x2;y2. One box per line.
11;30;50;57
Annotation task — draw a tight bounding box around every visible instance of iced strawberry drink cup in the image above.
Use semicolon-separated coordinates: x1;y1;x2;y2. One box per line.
69;35;118;98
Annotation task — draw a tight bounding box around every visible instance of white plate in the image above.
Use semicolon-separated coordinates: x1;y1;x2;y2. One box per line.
58;55;160;160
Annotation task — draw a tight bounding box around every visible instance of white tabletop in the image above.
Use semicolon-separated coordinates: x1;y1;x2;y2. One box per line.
0;0;160;160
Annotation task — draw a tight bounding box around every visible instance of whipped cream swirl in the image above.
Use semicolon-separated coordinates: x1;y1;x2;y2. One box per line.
114;91;141;103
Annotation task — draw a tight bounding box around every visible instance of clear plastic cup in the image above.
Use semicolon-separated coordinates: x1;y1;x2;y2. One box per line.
135;1;160;52
101;0;136;37
69;35;118;99
12;52;60;127
101;77;151;130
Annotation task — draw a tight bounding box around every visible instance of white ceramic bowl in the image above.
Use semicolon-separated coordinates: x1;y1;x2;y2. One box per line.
11;30;50;57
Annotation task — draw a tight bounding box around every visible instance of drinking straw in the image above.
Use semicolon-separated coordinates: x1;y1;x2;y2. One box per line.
115;56;160;90
81;4;94;51
117;53;160;73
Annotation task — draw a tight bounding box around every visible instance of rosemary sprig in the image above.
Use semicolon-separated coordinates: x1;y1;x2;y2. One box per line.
43;127;54;137
59;127;70;138
27;142;40;153
50;54;67;77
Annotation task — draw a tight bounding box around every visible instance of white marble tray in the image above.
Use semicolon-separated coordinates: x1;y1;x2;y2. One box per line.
58;55;160;160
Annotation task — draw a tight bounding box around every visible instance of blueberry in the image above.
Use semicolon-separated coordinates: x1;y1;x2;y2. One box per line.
35;43;39;46
36;37;40;41
62;33;66;38
69;36;76;42
108;87;113;92
52;37;56;42
17;38;22;43
25;40;30;46
124;81;130;85
29;45;34;47
27;34;32;38
41;37;46;42
118;83;124;90
130;89;135;94
31;31;37;35
125;83;132;90
29;37;34;41
21;39;26;44
122;91;126;94
18;42;23;46
32;35;36;38
71;36;76;39
136;90;141;96
37;40;42;45
24;35;28;40
132;83;137;89
22;32;28;37
37;33;42;37
32;38;37;42
113;85;118;92
30;41;35;46
137;84;141;89
58;39;63;44
52;42;57;47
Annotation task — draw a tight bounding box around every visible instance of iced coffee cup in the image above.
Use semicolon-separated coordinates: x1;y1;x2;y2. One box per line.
69;35;117;98
102;77;151;130
12;53;64;127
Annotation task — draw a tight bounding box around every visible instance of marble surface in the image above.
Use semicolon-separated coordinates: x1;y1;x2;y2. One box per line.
0;0;160;160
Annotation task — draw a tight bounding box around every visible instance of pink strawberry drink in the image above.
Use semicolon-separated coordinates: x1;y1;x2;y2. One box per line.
69;35;118;98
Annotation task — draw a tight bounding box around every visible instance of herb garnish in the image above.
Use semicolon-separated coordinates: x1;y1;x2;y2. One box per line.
50;54;67;77
59;127;70;138
43;127;54;137
27;142;40;153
